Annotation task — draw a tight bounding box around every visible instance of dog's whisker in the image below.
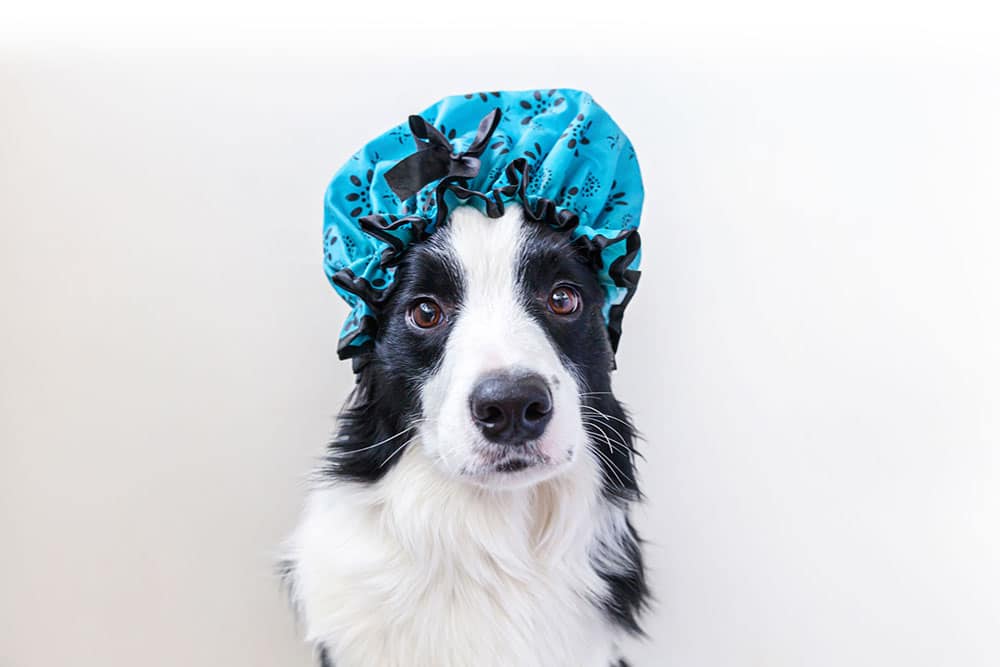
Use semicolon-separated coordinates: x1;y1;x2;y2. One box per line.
579;405;634;430
586;418;617;455
435;439;464;469
378;434;419;468
583;432;635;462
580;415;634;451
345;421;425;455
582;427;642;469
587;435;630;490
594;432;637;463
585;429;638;460
592;443;633;489
579;412;639;453
580;416;637;454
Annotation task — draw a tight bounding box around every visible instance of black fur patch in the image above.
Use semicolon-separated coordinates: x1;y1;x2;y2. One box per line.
320;239;464;482
594;518;650;635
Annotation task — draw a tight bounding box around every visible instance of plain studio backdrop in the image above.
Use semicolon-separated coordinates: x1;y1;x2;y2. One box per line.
2;3;999;666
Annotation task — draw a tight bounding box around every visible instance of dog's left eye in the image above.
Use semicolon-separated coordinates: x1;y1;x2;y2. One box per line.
408;299;445;329
547;285;581;316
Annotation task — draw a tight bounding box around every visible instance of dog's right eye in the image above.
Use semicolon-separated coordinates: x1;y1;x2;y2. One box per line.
408;299;445;329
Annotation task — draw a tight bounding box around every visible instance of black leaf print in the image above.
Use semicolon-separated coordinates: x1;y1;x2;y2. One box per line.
523;142;543;161
561;114;593;157
389;126;410;144
417;188;437;214
557;185;580;209
464;91;501;102
324;230;340;266
602;180;629;212
518;89;565;126
345;168;375;218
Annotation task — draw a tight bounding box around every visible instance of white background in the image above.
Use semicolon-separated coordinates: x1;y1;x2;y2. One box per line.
2;2;999;665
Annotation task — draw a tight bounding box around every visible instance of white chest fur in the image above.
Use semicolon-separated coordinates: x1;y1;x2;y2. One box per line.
286;445;627;667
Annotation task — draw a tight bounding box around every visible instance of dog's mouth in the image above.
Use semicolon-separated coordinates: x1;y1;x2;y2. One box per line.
492;454;539;473
458;444;565;482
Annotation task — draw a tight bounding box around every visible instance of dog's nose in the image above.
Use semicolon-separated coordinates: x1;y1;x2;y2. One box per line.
469;372;553;443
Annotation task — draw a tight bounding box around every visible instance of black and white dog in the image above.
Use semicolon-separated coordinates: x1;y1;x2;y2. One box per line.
283;203;647;666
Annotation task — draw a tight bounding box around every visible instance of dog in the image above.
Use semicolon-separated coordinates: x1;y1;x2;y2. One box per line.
282;202;647;667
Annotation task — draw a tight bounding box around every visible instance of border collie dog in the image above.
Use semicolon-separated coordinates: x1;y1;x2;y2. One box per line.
283;204;647;667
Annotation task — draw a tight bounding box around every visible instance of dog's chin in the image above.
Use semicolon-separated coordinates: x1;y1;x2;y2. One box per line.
453;443;578;490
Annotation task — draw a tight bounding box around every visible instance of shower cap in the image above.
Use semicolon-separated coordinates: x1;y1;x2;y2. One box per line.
324;88;643;362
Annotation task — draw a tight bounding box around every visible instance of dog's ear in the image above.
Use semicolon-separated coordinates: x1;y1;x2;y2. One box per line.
320;359;415;483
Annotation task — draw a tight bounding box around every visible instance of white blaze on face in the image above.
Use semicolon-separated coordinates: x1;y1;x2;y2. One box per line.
419;205;586;485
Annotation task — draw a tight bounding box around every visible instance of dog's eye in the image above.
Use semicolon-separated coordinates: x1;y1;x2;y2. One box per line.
547;285;581;316
409;299;444;329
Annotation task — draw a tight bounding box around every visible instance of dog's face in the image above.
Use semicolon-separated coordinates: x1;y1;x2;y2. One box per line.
331;205;635;494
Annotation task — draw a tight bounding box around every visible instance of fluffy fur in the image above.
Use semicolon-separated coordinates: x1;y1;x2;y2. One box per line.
283;205;647;666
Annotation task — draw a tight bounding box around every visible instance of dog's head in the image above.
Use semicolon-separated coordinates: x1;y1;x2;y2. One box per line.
328;204;637;495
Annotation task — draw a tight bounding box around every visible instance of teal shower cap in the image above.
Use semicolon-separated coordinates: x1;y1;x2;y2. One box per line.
324;89;643;362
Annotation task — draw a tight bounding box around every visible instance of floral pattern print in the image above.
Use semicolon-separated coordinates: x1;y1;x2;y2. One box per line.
388;127;410;144
518;89;566;126
464;91;502;102
526;166;553;197
602;180;629;213
581;173;602;198
345;171;374;219
561;113;593;157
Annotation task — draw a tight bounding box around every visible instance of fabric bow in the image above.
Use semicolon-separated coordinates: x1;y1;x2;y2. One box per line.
383;108;502;200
